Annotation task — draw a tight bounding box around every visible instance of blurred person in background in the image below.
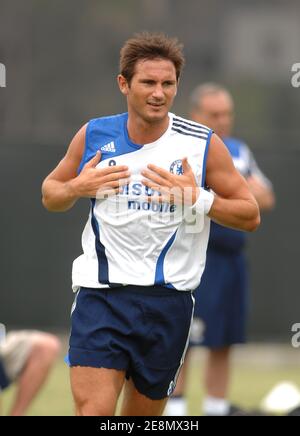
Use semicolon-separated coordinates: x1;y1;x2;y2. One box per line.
165;83;275;416
0;324;60;416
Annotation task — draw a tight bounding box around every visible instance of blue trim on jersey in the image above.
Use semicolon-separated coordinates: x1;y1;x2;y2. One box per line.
173;117;210;132
171;127;208;140
90;199;110;284
123;113;144;150
223;137;252;178
223;137;245;159
78;122;92;174
164;282;177;290
78;113;142;175
201;129;213;187
172;121;209;137
90;199;123;287
154;230;178;286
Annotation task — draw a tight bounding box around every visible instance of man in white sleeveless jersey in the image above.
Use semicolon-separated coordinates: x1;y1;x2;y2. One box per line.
42;32;260;416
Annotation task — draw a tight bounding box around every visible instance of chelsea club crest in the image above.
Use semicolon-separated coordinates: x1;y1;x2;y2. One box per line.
170;159;183;175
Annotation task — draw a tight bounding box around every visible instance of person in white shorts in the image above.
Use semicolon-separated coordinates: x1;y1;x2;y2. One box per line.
0;325;60;416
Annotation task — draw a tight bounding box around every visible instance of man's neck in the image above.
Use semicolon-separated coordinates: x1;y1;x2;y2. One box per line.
127;114;170;145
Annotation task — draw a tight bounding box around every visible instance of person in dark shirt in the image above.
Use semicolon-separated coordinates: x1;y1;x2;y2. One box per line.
165;83;275;416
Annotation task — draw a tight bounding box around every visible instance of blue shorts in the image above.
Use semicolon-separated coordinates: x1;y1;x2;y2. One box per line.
189;249;248;348
68;285;194;400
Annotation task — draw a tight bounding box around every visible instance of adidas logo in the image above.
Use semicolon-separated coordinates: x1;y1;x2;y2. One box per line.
100;141;116;153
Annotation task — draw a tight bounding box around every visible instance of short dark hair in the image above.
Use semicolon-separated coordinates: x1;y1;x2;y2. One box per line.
189;83;232;112
120;32;185;84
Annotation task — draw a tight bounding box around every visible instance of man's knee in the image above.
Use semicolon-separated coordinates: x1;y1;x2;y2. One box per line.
74;393;114;416
31;334;61;363
70;367;125;416
76;401;113;416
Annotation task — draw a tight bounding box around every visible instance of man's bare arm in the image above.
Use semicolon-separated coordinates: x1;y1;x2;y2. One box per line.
42;124;130;212
206;134;260;232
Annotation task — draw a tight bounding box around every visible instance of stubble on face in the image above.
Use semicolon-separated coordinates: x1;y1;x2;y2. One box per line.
126;58;178;126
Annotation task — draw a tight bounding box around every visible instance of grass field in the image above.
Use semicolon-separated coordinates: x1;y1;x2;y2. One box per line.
2;344;300;416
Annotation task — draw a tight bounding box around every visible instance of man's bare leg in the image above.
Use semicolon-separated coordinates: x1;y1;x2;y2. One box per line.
205;347;231;398
120;377;168;416
10;334;60;416
70;367;126;416
202;347;231;415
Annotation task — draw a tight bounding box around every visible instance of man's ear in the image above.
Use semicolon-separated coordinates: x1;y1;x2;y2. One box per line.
118;74;129;96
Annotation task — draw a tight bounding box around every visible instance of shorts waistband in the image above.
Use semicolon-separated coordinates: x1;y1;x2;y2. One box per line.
80;285;190;296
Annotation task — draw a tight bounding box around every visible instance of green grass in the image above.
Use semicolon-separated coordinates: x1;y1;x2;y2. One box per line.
187;363;300;415
2;353;300;416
